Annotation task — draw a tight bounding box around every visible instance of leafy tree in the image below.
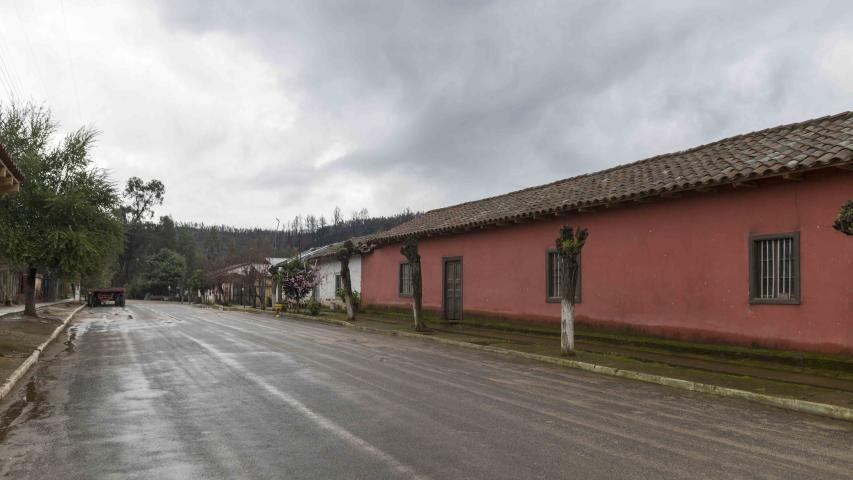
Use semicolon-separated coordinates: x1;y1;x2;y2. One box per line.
0;103;125;316
401;238;427;332
123;177;164;224
116;177;165;285
140;248;186;297
555;226;588;356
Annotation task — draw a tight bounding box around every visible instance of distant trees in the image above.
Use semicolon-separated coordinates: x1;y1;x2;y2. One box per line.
555;226;588;356
0;103;125;316
140;249;186;297
109;185;418;302
117;177;165;286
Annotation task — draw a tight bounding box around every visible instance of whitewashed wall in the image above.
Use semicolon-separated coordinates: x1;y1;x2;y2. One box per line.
312;254;361;304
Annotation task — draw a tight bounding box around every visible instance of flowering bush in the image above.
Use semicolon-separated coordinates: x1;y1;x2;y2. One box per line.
277;258;317;307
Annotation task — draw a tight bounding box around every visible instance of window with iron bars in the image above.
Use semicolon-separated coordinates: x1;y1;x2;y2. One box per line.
749;232;800;304
399;262;413;297
546;250;581;303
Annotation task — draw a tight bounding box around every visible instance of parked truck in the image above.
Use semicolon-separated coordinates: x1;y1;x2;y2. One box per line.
87;287;126;308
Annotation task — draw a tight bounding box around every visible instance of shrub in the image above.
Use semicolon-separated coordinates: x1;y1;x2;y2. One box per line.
307;299;321;316
336;288;361;311
834;200;853;236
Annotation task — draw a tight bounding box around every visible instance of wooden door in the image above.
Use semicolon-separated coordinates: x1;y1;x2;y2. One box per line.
443;258;462;320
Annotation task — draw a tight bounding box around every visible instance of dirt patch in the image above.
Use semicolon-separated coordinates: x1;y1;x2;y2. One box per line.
0;303;78;382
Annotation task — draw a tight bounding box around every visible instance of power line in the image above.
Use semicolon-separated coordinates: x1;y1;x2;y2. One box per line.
58;0;82;123
0;48;20;101
13;1;50;104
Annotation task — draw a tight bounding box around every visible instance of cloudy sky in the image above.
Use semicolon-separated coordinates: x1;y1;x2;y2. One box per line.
1;1;852;227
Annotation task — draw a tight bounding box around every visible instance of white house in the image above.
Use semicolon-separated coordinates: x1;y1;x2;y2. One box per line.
300;242;362;307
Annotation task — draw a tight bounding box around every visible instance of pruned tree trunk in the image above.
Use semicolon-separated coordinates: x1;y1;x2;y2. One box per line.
340;259;355;320
338;240;356;321
561;299;575;355
556;226;588;357
401;239;428;332
411;261;426;331
24;265;37;317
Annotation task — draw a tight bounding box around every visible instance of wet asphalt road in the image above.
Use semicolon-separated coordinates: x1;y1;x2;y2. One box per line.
1;302;852;479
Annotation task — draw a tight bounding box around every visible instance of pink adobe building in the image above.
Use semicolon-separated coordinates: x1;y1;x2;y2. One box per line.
359;112;853;354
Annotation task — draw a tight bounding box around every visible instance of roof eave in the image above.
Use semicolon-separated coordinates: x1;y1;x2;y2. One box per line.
365;157;853;249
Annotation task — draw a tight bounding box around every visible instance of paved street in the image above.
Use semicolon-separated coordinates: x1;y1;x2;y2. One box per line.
1;301;852;479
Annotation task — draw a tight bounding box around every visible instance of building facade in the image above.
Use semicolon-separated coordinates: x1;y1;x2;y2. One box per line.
360;112;853;353
302;243;362;307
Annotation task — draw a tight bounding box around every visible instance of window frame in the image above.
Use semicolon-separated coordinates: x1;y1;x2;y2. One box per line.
334;273;342;293
748;231;800;305
398;261;413;297
545;248;582;304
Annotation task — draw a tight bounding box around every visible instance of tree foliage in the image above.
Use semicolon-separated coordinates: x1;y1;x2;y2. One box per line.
834;200;853;236
0;103;125;314
140;248;186;296
123;177;165;224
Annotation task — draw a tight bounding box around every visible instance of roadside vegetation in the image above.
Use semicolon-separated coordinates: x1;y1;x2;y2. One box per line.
0;103;124;316
113;182;418;300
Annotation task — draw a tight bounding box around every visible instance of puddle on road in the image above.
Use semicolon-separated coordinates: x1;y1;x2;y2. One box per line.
64;325;78;353
0;377;45;443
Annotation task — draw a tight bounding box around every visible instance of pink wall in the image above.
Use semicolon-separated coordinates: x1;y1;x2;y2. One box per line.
362;169;853;353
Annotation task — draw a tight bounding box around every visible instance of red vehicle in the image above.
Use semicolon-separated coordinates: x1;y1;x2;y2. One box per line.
88;287;126;308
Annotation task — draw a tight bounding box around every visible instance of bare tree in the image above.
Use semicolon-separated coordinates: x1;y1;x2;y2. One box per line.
337;240;356;321
555;226;588;356
332;206;342;229
401;238;428;332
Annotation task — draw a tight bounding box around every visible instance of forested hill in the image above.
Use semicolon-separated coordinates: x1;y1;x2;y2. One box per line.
112;176;420;296
180;208;419;259
114;206;419;296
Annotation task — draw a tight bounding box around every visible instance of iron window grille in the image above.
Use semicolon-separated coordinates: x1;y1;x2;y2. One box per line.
546;249;581;303
749;232;800;304
399;262;413;297
334;274;342;293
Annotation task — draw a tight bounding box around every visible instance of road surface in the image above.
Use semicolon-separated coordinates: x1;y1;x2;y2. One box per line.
1;301;852;479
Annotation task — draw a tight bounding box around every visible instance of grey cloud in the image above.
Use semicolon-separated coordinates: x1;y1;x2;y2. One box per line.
140;1;853;219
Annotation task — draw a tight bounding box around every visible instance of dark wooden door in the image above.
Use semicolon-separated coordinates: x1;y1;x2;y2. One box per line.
444;259;462;320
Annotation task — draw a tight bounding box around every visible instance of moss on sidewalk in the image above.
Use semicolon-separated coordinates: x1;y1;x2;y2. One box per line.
213;303;853;410
286;307;853;409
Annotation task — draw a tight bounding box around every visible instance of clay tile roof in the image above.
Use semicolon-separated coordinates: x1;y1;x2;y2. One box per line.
0;143;24;183
369;111;853;245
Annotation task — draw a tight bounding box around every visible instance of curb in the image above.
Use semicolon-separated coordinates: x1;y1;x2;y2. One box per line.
196;304;853;422
0;303;86;402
